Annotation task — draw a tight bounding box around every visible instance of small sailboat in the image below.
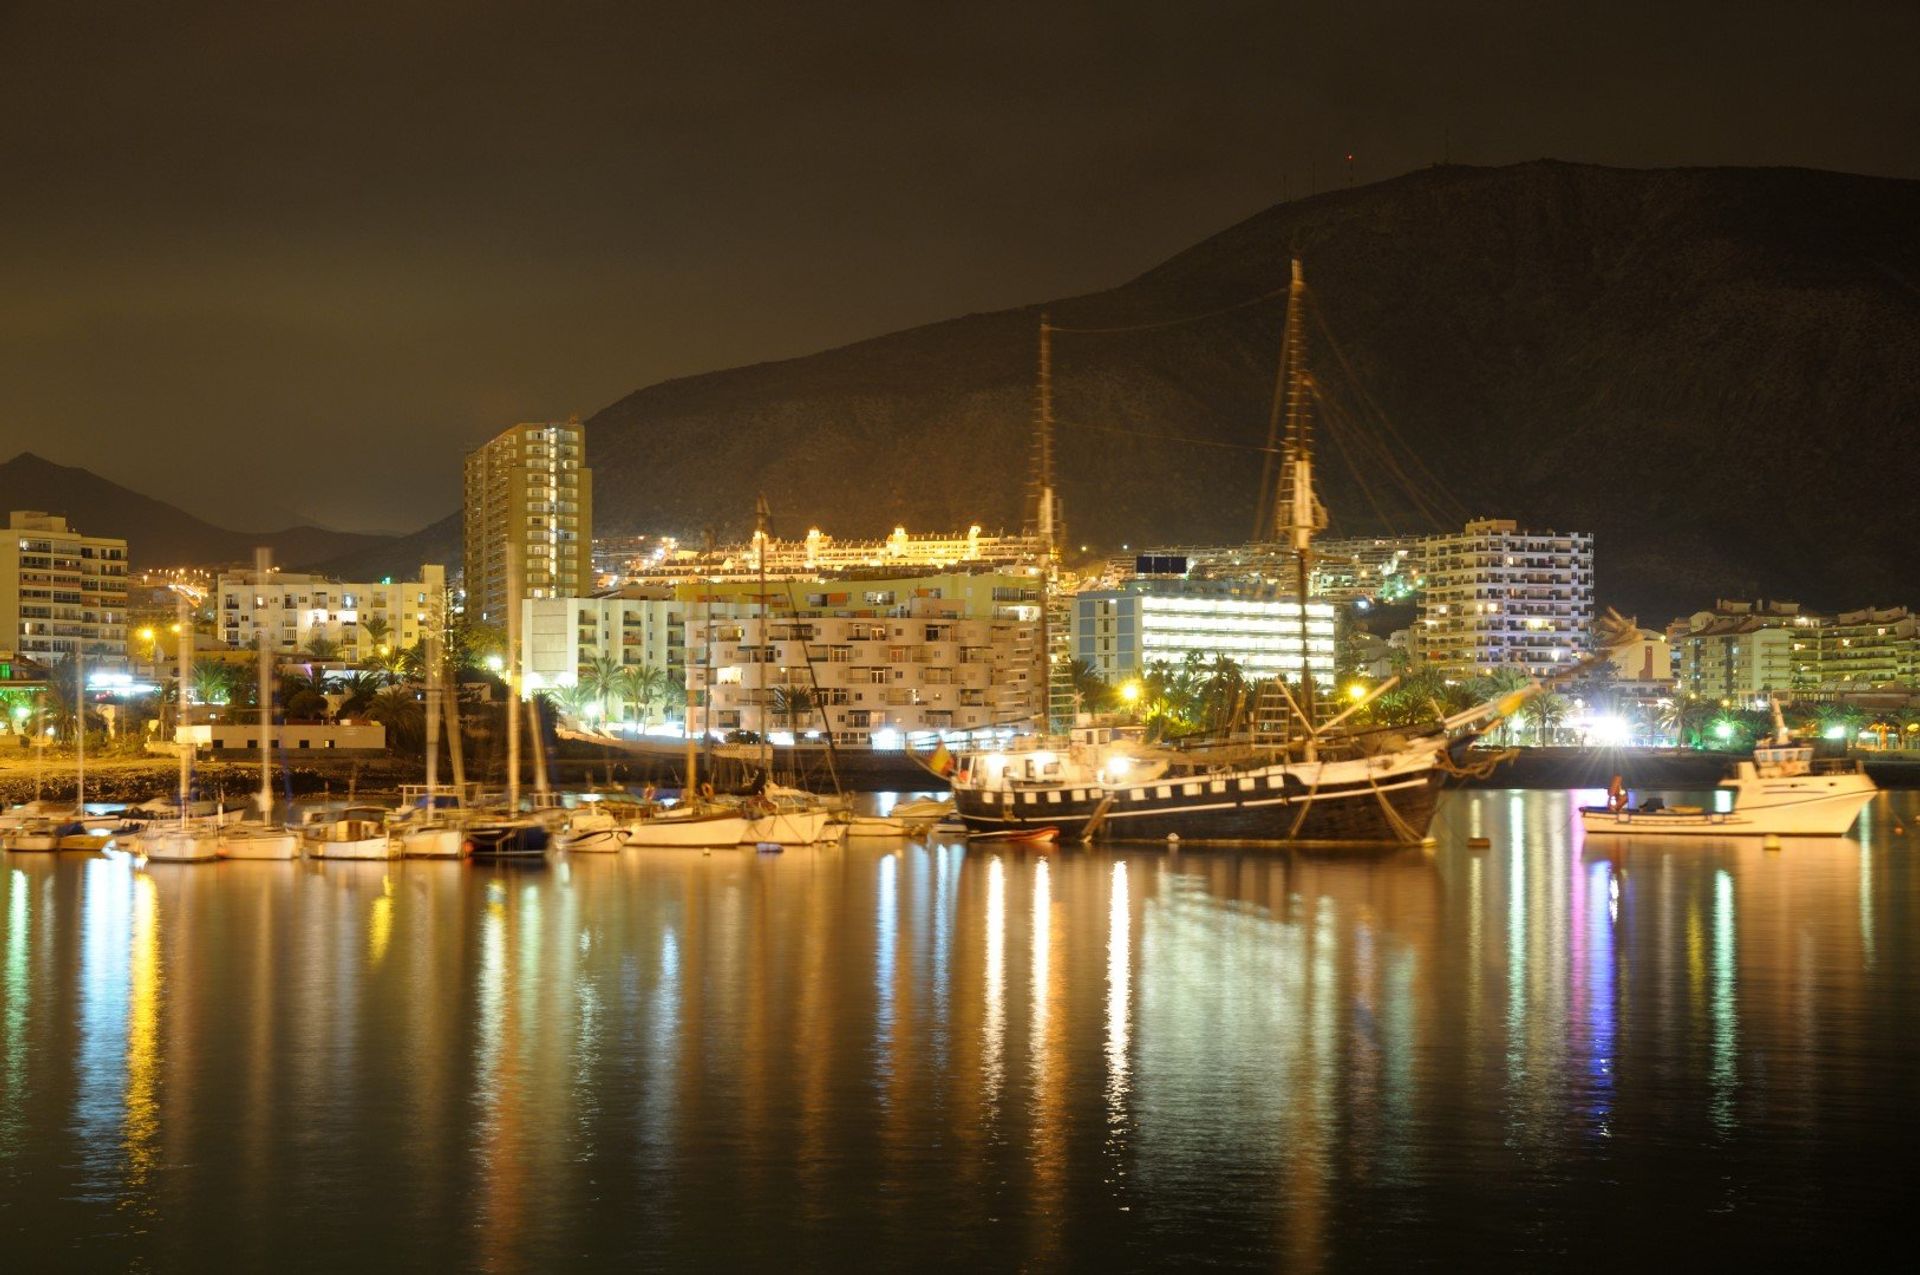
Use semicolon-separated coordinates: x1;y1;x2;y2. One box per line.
303;805;397;859
394;597;468;858
10;638;122;853
738;785;839;846
219;548;301;861
617;800;753;849
464;549;549;863
139;594;223;864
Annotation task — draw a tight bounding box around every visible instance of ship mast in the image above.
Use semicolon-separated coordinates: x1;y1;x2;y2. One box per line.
1028;316;1062;732
1272;259;1327;730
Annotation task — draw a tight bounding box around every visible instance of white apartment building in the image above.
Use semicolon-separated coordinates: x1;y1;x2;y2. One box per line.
0;511;130;668
1414;519;1594;679
686;574;1039;745
520;590;687;722
1070;582;1338;690
216;566;445;659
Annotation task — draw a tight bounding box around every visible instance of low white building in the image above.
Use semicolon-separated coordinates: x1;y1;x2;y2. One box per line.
216;566;445;660
689;588;1037;746
520;590;687;723
174;721;387;753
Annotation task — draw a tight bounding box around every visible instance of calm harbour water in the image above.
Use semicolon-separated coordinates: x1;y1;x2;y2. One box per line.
1;789;1916;1271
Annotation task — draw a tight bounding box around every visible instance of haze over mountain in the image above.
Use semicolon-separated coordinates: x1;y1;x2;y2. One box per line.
583;160;1920;620
0;451;396;570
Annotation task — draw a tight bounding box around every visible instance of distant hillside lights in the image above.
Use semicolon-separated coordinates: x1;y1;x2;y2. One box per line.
606;525;1041;586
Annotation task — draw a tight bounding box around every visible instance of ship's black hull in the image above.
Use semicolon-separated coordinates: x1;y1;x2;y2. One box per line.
954;761;1444;847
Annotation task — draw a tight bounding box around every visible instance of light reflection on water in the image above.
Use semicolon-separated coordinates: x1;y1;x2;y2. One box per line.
0;790;1914;1268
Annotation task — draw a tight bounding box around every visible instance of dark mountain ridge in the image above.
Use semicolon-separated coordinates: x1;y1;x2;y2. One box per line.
584;160;1920;619
0;451;398;570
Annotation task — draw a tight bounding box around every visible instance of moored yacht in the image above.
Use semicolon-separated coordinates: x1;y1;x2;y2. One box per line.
1580;704;1878;837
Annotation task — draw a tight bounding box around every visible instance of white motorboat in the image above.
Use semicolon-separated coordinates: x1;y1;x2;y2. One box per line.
136;819;224;863
0;800;71;833
1581;709;1879;838
556;806;622;852
3;817;73;853
616;805;753;849
218;822;301;860
303;806;397;860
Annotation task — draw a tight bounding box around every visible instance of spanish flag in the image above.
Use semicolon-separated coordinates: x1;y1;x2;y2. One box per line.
929;741;955;777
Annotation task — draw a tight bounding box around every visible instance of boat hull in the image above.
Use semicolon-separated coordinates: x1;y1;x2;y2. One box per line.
218;827;300;860
1581;782;1877;837
137;829;222;863
955;750;1445;847
740;809;834;846
617;814;752;848
397;826;467;858
464;822;551;859
307;836;396;860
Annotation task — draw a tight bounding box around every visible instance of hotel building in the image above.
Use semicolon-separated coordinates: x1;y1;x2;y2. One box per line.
0;511;130;668
1413;519;1594;679
1069;580;1338;691
685;572;1040;745
520;588;688;722
215;566;446;660
463;419;593;626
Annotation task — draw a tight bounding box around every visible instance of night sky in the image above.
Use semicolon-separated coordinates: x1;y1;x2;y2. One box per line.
4;1;1916;534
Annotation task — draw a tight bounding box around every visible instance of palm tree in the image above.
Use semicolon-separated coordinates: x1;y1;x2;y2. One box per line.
362;645;409;687
1659;695;1715;748
334;672;382;717
577;653;624;722
541;683;595;721
1066;658;1113;715
1198;654;1246;731
1518;691;1569;746
360;616;390;649
366;686;427;753
768;685;817;735
191;659;238;705
615;663;668;727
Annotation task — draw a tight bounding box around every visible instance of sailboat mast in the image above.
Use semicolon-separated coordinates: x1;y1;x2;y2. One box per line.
1031;315;1059;732
176;592;192;827
506;545;521;811
1272;258;1327;728
74;615;84;815
424;570;441;804
755;495;771;784
256;547;273;817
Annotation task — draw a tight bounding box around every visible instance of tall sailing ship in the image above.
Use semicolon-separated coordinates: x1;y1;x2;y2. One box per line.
950;259;1552;847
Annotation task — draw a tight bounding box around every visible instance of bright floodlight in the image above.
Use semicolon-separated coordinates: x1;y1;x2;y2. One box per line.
1589;714;1630;746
